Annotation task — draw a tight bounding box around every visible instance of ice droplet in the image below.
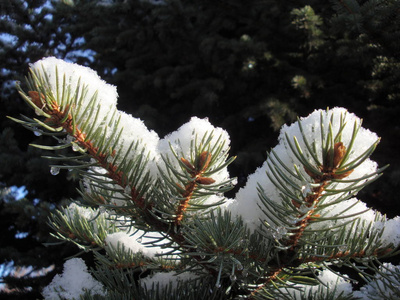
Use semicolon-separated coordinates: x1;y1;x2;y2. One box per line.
33;129;42;136
301;184;313;198
71;142;80;152
50;166;60;176
273;226;287;240
338;244;347;252
136;237;143;243
230;274;237;282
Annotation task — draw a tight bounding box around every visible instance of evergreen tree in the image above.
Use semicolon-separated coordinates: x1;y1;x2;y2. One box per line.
0;1;90;297
10;56;400;299
0;0;96;199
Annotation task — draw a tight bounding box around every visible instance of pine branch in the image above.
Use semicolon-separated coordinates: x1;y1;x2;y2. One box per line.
10;58;400;299
12;57;239;284
232;108;399;298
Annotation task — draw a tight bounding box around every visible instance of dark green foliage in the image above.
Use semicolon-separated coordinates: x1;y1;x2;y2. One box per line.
0;0;83;296
0;185;78;299
0;0;86;196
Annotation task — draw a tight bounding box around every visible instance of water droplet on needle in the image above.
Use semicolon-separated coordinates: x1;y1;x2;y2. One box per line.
50;166;60;176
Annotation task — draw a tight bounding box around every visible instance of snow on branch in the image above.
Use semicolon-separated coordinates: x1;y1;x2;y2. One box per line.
10;57;400;299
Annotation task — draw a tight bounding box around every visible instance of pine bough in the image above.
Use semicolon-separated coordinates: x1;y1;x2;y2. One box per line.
10;57;400;299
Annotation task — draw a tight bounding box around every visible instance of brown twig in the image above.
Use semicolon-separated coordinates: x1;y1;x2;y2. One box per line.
174;151;215;225
29;91;147;209
289;142;353;248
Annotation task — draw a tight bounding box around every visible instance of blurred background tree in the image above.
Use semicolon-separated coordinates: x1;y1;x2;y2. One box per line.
1;0;399;298
0;0;94;298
